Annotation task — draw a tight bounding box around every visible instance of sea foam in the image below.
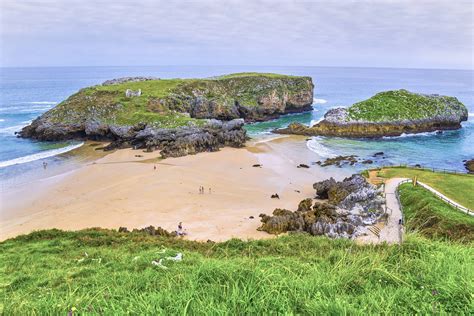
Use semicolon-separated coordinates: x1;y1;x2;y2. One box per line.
313;98;327;104
0;142;84;168
26;101;58;105
306;137;336;158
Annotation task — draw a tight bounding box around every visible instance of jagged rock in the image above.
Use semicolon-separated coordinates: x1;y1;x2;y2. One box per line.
373;152;384;157
102;77;159;86
271;193;280;199
252;164;262;168
259;174;385;239
362;159;373;164
297;163;310;168
313;178;336;199
319;155;358;167
297;198;313;212
465;159;474;173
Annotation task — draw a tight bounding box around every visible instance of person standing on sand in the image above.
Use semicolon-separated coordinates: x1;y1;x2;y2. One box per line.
42;161;47;170
154;165;156;170
177;222;187;236
209;188;211;194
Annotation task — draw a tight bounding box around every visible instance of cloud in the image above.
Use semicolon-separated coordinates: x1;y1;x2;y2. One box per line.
0;0;472;68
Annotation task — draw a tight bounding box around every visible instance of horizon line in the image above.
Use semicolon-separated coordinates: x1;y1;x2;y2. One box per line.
1;64;473;72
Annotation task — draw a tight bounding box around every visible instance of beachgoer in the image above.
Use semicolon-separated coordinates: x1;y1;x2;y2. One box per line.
43;161;47;170
177;222;187;236
154;165;156;170
209;188;211;194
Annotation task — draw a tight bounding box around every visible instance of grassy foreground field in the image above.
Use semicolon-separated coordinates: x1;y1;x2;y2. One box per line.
399;183;474;242
377;167;474;209
1;229;473;314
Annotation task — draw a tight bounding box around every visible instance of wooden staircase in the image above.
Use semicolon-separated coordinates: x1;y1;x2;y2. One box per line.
368;226;381;238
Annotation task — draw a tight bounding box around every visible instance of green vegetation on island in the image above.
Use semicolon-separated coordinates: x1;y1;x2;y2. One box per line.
347;89;466;122
1;230;473;314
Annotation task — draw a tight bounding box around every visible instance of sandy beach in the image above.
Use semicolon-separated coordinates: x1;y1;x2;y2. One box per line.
0;135;351;241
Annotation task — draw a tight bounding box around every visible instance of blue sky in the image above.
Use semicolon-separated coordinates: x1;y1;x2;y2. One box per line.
0;0;472;69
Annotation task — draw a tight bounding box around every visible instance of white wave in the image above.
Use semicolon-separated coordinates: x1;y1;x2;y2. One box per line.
309;117;324;126
0;105;54;113
0;119;5;122
382;131;440;139
313;98;327;104
0;124;26;135
0;142;84;168
306;137;336;158
26;101;58;105
468;112;474;117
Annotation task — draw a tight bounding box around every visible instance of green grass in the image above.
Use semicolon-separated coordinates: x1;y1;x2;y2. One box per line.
399;183;474;242
377;167;474;209
347;89;466;122
1;230;473;314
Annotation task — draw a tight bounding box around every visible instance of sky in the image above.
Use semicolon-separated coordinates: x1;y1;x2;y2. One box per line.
0;0;472;69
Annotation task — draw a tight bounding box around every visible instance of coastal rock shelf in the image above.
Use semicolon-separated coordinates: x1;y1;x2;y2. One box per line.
276;89;468;137
18;73;314;157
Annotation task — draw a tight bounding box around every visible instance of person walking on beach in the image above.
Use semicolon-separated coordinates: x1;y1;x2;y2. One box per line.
154;165;156;170
209;187;211;194
42;161;47;170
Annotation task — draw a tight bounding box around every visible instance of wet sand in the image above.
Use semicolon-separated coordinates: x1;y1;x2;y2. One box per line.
0;135;351;241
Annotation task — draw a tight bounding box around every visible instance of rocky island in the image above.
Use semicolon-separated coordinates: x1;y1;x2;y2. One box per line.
19;73;314;157
276;89;468;137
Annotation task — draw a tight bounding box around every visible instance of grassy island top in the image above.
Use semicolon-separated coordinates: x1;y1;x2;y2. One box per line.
48;72;311;127
346;89;466;122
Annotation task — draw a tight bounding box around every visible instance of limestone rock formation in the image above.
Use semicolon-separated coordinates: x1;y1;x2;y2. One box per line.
258;174;385;239
276;90;468;138
19;73;314;157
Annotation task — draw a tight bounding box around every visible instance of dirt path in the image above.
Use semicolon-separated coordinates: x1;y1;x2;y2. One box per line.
358;177;407;244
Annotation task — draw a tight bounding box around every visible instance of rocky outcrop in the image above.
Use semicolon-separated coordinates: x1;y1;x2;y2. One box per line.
102;77;159;86
258;174;385;239
161;74;314;121
465;159;474;174
276;90;468;137
19;73;314;157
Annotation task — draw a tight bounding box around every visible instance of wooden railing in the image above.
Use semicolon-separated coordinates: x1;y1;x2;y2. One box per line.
396;179;473;216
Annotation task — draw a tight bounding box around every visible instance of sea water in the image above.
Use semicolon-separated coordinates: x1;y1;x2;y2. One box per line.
0;66;472;180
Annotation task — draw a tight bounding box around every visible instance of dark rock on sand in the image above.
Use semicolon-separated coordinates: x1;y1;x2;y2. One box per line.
271;193;280;199
320;155;358;167
297;163;310;168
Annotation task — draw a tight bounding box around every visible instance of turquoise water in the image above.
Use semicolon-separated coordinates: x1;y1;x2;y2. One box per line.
0;66;472;177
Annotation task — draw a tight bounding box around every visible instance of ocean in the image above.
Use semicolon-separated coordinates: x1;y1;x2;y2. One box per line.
0;66;473;180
